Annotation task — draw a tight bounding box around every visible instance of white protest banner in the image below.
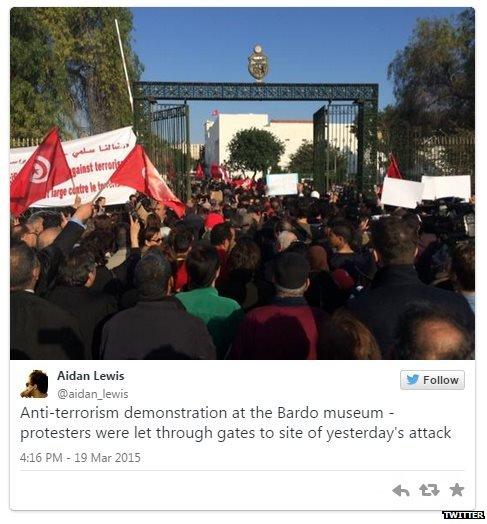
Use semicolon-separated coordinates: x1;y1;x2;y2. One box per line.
381;177;424;209
421;175;471;201
420;176;437;201
266;173;299;196
10;127;137;207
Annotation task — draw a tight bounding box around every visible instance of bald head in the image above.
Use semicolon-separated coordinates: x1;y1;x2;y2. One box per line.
414;319;469;360
396;304;472;360
37;227;62;250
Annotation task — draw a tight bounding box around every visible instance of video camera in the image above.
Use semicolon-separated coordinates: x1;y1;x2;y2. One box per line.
418;198;475;240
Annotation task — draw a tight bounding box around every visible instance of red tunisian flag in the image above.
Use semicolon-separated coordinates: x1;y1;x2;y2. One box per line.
10;128;72;216
195;163;204;180
386;153;403;179
110;145;185;218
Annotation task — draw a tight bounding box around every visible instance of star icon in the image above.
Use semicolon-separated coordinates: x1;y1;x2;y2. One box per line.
450;483;465;497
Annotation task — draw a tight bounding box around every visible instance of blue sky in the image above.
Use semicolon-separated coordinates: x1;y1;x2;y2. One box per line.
131;7;465;142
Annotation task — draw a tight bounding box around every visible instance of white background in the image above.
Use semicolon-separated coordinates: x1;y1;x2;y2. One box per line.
10;360;476;511
2;1;485;523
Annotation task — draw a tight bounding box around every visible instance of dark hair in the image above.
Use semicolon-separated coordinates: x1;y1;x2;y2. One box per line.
80;230;114;265
39;211;61;229
186;242;220;289
146;213;162;230
11;224;30;244
93;214;112;231
171;227;194;254
227;238;261;273
451;241;474;291
59;247;96;287
330;220;354;246
134;249;172;300
10;243;39;290
140;226;162;246
318;309;381;360
371;216;418;265
395;303;472;360
210;222;233;247
29;370;48;394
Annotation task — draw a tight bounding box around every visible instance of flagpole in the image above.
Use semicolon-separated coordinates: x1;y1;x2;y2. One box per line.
114;18;133;113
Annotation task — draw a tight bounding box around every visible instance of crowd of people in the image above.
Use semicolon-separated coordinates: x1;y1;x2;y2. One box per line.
10;179;475;360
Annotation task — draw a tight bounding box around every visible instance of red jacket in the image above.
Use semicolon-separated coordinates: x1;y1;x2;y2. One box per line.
231;297;327;359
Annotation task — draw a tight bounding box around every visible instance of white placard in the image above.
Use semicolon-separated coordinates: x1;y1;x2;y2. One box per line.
421;175;471;201
420;176;437;201
266;173;299;196
9;127;137;207
381;177;424;209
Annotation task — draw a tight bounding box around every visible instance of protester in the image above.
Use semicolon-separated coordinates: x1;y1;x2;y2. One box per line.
232;252;327;359
176;243;243;358
317;309;381;360
47;247;117;358
169;226;194;292
394;303;473;360
10;242;85;359
450;241;475;313
10;175;475;361
346;216;474;357
101;249;216;359
210;221;235;285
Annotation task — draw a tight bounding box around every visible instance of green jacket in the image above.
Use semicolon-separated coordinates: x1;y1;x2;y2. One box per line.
176;287;244;359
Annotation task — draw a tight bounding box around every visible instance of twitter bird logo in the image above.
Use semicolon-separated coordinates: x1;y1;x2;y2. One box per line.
407;374;420;385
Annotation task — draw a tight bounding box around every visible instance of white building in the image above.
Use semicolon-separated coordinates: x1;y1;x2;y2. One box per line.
204;113;355;178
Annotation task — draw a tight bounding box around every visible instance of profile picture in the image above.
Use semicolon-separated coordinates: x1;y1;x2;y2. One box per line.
20;370;48;398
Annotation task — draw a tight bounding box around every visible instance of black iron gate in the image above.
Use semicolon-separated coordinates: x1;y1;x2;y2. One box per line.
142;102;191;201
133;82;378;195
313;103;359;193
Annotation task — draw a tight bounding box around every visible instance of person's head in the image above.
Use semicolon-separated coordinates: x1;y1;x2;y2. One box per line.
21;370;48;398
142;226;163;248
11;224;37;248
210;222;234;252
171;227;194;256
273;252;310;297
10;242;40;291
186;242;221;289
134;249;173;300
227;237;261;274
307;245;329;272
95;197;106;208
277;230;298;252
37;227;61;250
26;214;44;235
451;241;475;292
59;247;97;288
129;194;137;205
93;214;112;232
80;229;115;264
145;212;162;231
153;202;166;221
395;303;473;360
318;309;381;360
371;216;418;267
328;221;354;251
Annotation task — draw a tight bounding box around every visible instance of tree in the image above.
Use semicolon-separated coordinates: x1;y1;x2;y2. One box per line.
227;128;285;178
387;8;474;133
288;140;314;175
11;7;143;139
